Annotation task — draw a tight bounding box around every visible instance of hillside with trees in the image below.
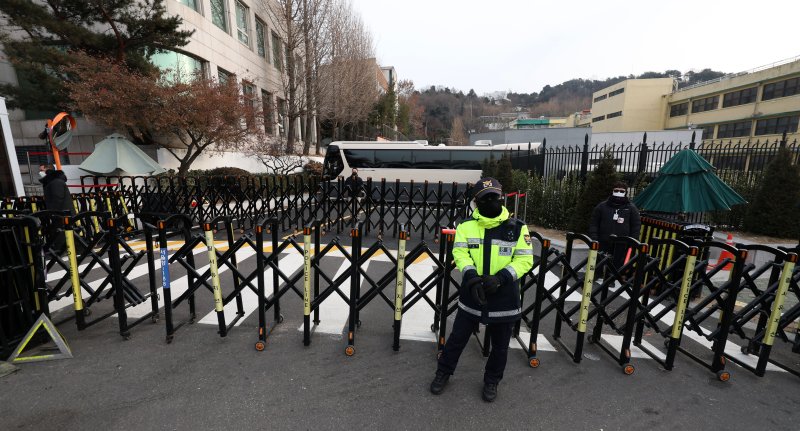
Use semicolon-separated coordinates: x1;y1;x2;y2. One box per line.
405;68;726;144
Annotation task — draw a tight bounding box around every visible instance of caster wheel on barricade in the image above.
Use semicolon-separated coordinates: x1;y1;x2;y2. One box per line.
430;324;436;332
345;345;355;356
529;357;540;368
278;314;284;324
255;341;266;351
717;370;731;382
623;364;635;375
85;308;92;317
357;320;362;328
587;335;597;344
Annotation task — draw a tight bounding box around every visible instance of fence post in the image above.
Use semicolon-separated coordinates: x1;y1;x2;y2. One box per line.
780;130;787;149
637;132;649;175
689;131;696;150
580;133;589;183
539;138;546;176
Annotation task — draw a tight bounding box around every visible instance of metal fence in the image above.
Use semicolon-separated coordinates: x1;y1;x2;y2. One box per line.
503;132;800;185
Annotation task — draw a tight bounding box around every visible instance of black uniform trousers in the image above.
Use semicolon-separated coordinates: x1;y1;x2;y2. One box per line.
437;309;515;384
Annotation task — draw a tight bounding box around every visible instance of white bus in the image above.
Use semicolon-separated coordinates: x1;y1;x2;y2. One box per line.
322;141;542;184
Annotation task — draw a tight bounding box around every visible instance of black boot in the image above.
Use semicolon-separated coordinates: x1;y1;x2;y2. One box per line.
430;371;450;395
482;382;498;402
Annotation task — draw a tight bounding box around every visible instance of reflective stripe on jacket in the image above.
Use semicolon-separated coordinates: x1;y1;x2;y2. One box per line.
452;207;534;323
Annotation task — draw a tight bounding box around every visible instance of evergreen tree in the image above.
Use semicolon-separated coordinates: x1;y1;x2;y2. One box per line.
0;0;193;113
569;150;620;233
743;147;800;238
495;156;514;194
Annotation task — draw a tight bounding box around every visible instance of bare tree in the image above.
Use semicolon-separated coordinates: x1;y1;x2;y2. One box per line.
65;52;266;175
316;0;378;140
244;136;305;175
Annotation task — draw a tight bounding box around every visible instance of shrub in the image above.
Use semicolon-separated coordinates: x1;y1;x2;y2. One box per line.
304;160;323;178
569;150;620;233
743;147;800;239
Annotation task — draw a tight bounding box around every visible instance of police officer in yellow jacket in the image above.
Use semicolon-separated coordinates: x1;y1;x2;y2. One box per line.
430;177;533;402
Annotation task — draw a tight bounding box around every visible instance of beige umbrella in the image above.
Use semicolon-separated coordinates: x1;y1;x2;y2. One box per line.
79;133;166;175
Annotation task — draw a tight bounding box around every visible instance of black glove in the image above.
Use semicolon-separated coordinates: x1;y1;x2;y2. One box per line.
481;275;501;296
466;277;486;305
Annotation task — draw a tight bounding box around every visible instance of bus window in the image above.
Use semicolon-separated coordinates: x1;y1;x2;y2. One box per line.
343;149;375;168
375;149;412;168
450;150;487;170
323;146;344;179
412;150;450;169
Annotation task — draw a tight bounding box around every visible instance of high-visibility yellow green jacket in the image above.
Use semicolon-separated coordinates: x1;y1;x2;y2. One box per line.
453;207;534;323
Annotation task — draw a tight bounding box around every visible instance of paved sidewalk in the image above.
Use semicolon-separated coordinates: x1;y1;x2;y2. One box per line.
2;303;798;431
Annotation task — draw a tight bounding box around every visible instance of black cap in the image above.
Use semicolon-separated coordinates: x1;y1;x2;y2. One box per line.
472;177;503;199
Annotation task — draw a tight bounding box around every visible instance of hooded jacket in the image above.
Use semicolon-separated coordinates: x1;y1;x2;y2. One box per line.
452;207;534;323
40;170;75;214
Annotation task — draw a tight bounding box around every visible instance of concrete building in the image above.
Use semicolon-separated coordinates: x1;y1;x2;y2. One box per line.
590;56;800;143
0;0;311;178
665;57;800;142
590;78;675;133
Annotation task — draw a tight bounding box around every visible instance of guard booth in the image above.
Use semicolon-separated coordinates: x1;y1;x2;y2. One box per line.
0;97;25;197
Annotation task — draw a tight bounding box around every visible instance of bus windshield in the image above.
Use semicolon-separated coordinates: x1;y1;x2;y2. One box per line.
322;146;344;179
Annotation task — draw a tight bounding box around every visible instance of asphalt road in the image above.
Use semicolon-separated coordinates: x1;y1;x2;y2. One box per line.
2;230;799;431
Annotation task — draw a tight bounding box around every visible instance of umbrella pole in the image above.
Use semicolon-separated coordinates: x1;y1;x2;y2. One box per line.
51;143;62;170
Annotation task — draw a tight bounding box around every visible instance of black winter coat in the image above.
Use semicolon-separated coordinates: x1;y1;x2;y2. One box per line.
40;170;75;214
588;198;641;247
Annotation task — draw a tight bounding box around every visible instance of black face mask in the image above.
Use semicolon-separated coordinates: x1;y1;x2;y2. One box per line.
476;196;503;218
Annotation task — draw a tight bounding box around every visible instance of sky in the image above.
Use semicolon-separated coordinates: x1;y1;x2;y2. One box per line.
349;0;800;96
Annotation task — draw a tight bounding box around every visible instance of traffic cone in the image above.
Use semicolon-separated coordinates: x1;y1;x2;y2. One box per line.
709;233;735;271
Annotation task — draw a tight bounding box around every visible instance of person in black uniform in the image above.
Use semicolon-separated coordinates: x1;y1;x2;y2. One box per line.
343;168;364;198
429;178;533;402
40;169;75;252
588;181;641;278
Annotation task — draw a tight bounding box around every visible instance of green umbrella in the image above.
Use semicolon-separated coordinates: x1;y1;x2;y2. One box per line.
79;134;166;176
632;149;747;213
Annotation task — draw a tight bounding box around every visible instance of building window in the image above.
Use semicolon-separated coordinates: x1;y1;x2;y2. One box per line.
691;95;718;113
235;1;250;46
762;77;800;101
606;111;622;119
271;32;283;71
593;94;607;103
722;87;757;108
717;121;752;138
211;0;227;32
608;88;624;97
255;18;267;58
217;67;233;85
592;115;605;122
754;115;800;136
150;50;203;82
700;125;715;140
262;90;274;135
277;97;287;137
670;102;688;117
178;0;199;11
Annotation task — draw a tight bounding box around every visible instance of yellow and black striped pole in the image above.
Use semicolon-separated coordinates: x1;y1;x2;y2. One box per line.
89;195;101;234
302;226;312;346
755;253;797;376
392;229;408;351
665;246;698;370
574;242;598;363
63;216;85;329
204;223;227;337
